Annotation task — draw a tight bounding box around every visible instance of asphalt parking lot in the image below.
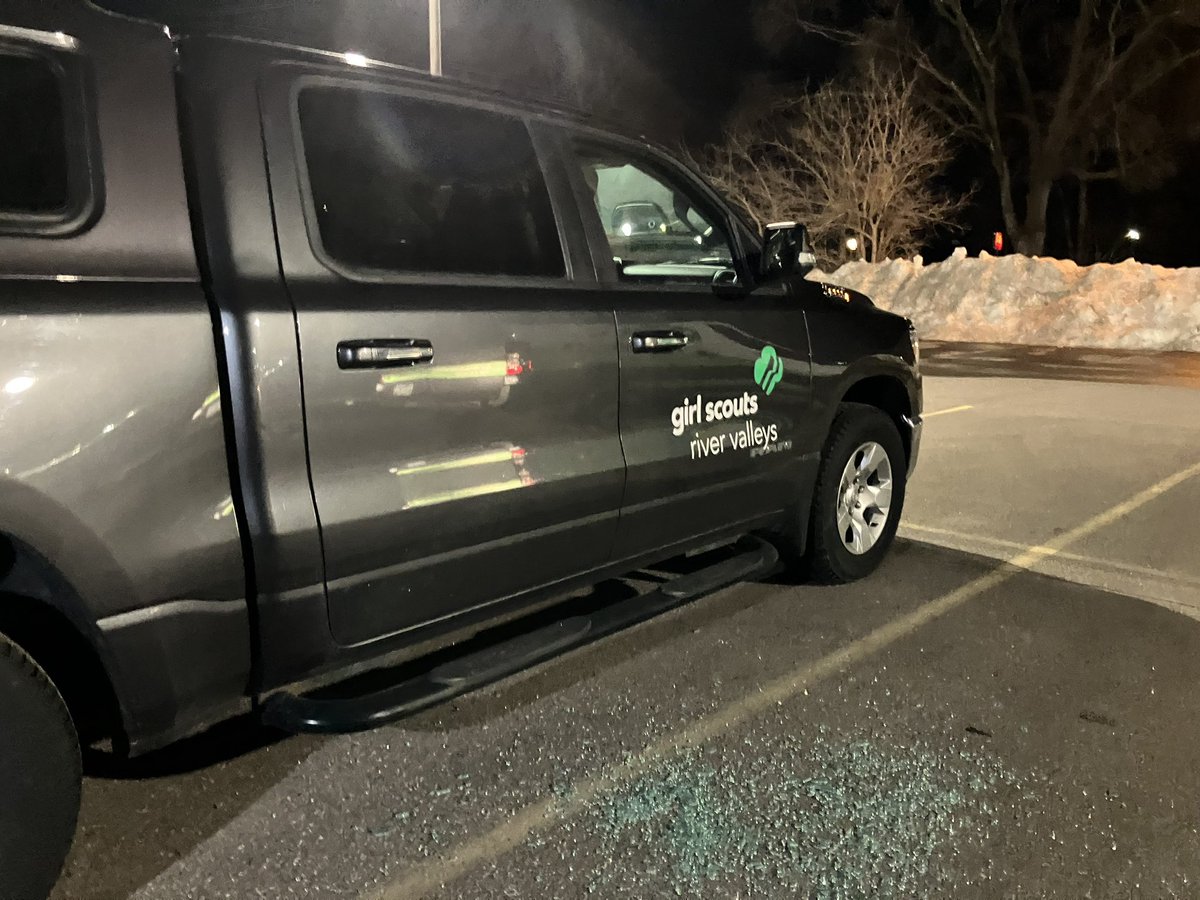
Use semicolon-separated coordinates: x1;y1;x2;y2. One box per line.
54;342;1200;900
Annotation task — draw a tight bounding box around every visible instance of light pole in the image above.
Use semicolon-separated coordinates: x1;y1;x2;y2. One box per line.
428;0;443;76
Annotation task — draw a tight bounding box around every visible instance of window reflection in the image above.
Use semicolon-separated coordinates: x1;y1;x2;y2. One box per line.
577;146;734;285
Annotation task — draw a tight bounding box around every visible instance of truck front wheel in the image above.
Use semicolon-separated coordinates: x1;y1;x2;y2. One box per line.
0;631;81;899
806;402;907;583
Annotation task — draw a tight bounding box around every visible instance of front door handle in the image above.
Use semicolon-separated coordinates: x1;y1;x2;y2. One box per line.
337;339;434;369
631;331;689;353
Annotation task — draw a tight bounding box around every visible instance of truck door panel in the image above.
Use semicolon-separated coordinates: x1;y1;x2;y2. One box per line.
562;134;814;558
262;73;624;645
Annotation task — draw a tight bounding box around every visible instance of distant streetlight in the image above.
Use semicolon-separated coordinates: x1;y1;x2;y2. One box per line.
846;237;859;253
1106;227;1143;262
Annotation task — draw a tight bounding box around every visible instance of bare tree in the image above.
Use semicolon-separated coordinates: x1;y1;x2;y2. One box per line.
688;65;964;263
761;0;1200;256
682;121;810;234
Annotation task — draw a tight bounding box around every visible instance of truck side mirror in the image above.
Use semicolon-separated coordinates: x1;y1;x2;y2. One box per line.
760;222;817;284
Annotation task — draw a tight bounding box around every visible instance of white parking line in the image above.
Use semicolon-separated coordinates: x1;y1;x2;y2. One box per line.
902;522;1200;588
923;404;974;418
900;521;1200;618
366;458;1200;900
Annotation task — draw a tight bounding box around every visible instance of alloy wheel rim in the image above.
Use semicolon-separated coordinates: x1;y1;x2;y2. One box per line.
835;441;893;555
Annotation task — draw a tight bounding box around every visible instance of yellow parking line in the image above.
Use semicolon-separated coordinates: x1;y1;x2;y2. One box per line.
365;458;1200;900
924;404;974;418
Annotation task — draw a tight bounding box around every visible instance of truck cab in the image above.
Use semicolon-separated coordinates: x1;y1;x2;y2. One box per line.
0;4;920;895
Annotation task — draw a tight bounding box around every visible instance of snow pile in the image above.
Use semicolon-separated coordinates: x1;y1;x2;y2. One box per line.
814;248;1200;351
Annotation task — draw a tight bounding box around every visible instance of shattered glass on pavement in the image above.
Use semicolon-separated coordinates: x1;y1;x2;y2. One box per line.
574;728;1025;898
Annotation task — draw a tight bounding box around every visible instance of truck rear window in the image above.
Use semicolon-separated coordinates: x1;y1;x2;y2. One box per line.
297;86;565;279
0;53;69;214
0;39;99;237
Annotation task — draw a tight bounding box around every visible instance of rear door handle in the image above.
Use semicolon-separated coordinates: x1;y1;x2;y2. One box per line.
631;331;689;353
337;339;434;369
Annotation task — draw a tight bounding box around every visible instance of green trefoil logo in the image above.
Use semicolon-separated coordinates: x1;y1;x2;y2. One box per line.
754;345;784;395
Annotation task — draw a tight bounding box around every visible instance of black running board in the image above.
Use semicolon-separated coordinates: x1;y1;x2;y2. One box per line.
261;536;779;734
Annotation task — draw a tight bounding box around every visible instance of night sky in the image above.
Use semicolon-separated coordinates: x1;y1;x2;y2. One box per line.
105;0;1200;266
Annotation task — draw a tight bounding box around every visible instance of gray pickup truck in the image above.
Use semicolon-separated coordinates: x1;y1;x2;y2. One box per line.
0;3;921;895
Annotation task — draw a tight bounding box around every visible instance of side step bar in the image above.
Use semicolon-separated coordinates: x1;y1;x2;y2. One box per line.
261;536;779;734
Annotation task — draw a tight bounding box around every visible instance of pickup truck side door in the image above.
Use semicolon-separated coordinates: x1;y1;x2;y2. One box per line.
557;131;815;561
261;69;625;646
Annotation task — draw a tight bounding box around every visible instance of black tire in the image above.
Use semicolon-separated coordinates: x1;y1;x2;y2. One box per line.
805;402;907;584
0;632;81;900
